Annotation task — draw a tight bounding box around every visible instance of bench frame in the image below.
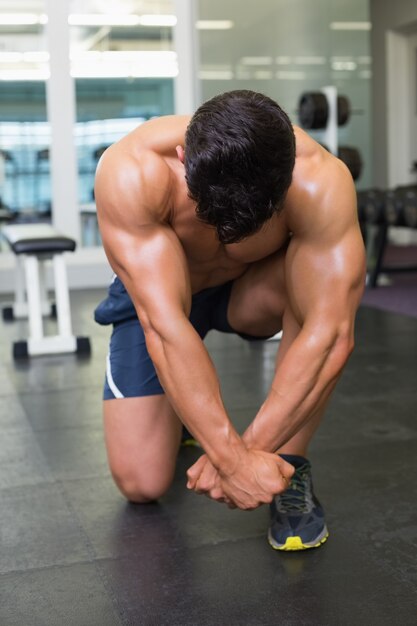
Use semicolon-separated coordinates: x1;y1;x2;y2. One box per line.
2;223;90;358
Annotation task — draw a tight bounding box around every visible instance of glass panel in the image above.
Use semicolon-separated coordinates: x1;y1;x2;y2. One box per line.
69;0;176;247
0;0;50;252
197;0;372;189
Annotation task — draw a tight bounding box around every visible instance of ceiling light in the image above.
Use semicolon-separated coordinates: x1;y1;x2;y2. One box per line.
0;52;23;62
276;70;306;80
68;14;140;26
294;56;327;65
0;69;50;81
70;51;178;79
199;70;234;79
70;51;101;61
0;51;50;64
139;15;177;27
253;70;273;80
332;61;357;70
0;13;178;28
130;66;178;78
23;51;50;63
0;13;46;25
99;51;176;60
196;20;234;30
240;57;272;65
71;65;178;79
71;66;131;79
276;56;291;65
330;22;371;30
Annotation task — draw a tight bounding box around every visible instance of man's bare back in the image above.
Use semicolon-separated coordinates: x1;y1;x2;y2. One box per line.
94;91;365;549
96;114;352;296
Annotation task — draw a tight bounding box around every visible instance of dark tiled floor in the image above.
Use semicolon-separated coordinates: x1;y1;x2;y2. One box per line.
1;290;417;625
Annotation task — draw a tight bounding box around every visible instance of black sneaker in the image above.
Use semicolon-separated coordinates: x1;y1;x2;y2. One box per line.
268;455;329;551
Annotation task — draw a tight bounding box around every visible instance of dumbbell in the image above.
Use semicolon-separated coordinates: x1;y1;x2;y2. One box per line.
320;143;363;181
384;186;417;229
356;190;369;223
383;189;406;226
362;189;386;224
402;188;417;229
298;92;351;129
338;146;362;181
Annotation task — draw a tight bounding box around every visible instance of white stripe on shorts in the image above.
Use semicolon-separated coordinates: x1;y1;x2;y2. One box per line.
106;352;124;399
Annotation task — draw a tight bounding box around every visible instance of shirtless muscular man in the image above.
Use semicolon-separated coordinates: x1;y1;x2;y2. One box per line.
94;90;365;551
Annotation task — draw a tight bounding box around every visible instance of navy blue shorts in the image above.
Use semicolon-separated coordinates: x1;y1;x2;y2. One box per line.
94;276;271;400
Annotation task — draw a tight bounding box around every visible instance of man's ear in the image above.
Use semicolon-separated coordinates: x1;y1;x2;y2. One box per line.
176;145;185;163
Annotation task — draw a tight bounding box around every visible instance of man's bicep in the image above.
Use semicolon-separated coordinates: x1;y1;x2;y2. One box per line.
286;226;365;332
109;224;192;332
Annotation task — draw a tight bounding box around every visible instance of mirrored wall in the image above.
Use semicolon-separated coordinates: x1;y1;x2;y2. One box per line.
197;0;372;189
0;0;176;249
0;0;372;257
0;1;50;228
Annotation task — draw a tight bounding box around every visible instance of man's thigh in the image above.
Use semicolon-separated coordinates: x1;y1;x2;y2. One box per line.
102;316;182;498
227;248;288;338
104;395;182;489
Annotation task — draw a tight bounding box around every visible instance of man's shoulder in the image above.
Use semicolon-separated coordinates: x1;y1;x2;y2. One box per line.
122;114;190;156
104;137;170;177
287;135;356;237
99;114;190;198
94;142;174;228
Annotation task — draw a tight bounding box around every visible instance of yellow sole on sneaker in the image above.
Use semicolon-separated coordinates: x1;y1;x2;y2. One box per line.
268;530;329;551
181;438;201;448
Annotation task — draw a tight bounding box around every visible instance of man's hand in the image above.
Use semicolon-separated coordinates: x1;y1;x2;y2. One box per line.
187;454;234;506
187;449;294;510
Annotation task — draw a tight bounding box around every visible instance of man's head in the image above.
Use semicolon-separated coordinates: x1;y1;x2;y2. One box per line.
184;90;296;244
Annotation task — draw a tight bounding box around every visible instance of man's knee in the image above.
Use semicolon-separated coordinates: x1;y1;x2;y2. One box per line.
110;464;174;503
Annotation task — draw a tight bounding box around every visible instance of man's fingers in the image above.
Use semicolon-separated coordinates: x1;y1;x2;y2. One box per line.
189;454;223;494
279;473;291;491
209;487;225;501
195;470;218;495
186;467;197;489
186;454;208;488
277;457;296;482
208;487;237;508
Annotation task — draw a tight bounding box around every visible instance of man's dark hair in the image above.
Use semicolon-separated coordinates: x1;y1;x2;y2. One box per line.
184;90;296;244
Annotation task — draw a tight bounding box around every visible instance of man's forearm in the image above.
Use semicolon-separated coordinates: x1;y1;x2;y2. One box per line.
144;319;246;470
242;328;351;453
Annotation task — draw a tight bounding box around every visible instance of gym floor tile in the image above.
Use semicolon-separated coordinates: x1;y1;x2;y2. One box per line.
0;289;417;624
18;386;103;432
4;354;106;394
0;563;122;626
57;477;177;560
311;392;417;452
95;536;417;626
0;364;18;396
0;393;30;431
34;426;109;481
0;483;92;573
0;428;53;490
60;469;270;558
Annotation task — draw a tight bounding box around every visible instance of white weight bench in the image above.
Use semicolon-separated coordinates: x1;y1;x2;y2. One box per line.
2;223;91;359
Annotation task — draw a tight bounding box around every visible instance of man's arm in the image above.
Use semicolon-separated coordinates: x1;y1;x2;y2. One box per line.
95;146;293;509
242;161;366;452
187;159;365;499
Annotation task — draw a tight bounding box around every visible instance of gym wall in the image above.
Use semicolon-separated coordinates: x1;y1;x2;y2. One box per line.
197;0;372;190
370;0;417;188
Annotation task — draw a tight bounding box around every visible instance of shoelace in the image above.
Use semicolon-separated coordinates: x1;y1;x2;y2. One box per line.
277;463;312;513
